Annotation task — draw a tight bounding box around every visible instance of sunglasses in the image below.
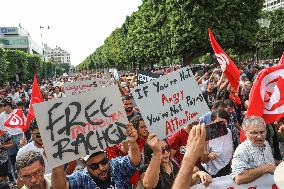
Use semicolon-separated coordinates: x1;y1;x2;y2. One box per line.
87;157;109;170
161;145;170;154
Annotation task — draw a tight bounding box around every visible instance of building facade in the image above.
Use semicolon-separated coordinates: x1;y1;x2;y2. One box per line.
0;27;42;55
263;0;284;11
44;44;71;65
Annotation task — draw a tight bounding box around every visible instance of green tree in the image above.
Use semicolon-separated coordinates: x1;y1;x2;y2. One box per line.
0;48;9;85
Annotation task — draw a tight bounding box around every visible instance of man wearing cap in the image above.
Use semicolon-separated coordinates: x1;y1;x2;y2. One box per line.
52;123;141;189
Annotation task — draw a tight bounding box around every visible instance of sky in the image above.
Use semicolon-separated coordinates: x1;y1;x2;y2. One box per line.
1;0;142;66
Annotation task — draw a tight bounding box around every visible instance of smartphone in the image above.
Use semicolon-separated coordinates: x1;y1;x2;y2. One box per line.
205;121;228;141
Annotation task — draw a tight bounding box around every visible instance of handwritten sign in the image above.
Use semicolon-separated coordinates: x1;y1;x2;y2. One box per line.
63;79;114;96
131;66;209;139
34;85;128;168
137;70;162;85
192;174;276;189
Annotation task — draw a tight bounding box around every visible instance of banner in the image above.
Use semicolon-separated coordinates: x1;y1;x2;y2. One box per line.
137;70;162;85
192;174;277;189
131;66;210;139
63;79;114;96
34;85;128;168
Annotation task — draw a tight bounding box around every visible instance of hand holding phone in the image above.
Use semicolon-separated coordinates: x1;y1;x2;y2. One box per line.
205;121;228;141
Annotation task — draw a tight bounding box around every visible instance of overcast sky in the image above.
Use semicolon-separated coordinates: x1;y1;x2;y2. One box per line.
1;0;142;65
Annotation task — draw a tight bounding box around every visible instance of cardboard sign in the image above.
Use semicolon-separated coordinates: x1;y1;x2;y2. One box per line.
34;85;128;168
63;79;114;96
137;70;162;85
131;66;210;139
192;174;276;189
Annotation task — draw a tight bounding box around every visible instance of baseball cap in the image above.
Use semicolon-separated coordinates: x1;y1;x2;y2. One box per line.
83;150;105;161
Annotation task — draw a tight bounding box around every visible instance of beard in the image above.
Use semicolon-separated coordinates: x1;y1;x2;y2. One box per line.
125;107;133;112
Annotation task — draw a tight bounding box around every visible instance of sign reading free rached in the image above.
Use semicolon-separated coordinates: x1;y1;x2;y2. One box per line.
34;85;128;168
131;66;210;139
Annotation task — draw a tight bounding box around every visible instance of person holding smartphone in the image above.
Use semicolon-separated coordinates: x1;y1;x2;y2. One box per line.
201;109;233;178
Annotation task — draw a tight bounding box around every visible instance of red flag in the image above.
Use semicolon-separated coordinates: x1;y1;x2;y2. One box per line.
4;109;26;131
208;28;240;91
278;52;284;65
246;63;284;123
26;74;43;129
0;130;6;137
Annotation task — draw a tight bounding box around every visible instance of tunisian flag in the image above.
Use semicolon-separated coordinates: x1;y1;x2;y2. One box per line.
4;109;26;131
208;28;240;91
279;52;284;65
240;63;284;142
26;75;43;129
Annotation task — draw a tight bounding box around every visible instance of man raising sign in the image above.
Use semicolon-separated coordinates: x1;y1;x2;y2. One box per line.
51;122;141;189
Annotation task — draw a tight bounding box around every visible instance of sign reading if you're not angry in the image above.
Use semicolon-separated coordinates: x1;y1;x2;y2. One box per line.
34;85;128;168
131;66;210;139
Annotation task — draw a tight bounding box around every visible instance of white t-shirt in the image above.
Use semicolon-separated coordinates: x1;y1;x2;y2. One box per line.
0;109;23;136
8;92;21;103
17;142;52;174
202;128;233;175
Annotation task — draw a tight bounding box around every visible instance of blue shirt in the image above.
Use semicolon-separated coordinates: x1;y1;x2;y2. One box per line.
199;111;212;125
67;156;137;189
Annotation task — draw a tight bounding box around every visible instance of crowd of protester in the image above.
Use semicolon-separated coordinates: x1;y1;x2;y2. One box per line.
0;61;283;189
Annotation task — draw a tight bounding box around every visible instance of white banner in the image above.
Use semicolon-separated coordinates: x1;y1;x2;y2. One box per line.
63;79;114;96
192;174;277;189
131;66;210;139
34;85;128;168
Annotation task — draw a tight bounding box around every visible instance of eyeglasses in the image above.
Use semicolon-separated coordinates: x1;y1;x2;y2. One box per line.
161;145;170;154
249;130;266;136
87;157;109;170
20;169;44;181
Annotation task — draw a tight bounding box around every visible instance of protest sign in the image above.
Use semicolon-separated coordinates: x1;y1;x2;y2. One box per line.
131;66;210;139
34;85;128;168
137;70;162;85
192;174;276;189
63;79;114;96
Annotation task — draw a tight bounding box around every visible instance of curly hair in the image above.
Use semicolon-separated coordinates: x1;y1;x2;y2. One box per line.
130;115;144;130
16;151;45;172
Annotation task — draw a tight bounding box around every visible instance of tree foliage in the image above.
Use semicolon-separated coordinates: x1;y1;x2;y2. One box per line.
0;48;70;85
77;0;265;70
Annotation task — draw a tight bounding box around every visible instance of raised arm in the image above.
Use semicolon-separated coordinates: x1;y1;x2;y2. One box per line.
140;134;162;189
52;165;69;189
172;124;206;189
126;123;141;167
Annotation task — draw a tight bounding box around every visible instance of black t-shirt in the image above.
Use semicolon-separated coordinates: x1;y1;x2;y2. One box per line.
202;87;218;109
140;161;179;189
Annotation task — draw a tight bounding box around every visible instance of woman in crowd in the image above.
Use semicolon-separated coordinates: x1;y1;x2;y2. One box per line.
201;109;233;178
139;134;211;189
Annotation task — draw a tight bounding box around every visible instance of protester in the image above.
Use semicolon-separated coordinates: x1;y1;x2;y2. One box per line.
16;151;51;189
231;116;276;185
140;133;211;189
0;131;14;183
17;119;52;174
201;109;233;178
51;123;141;189
122;95;141;120
0;97;25;183
172;124;207;189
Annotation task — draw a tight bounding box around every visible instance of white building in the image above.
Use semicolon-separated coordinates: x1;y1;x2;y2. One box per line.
44;44;71;65
0;27;42;55
263;0;284;11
